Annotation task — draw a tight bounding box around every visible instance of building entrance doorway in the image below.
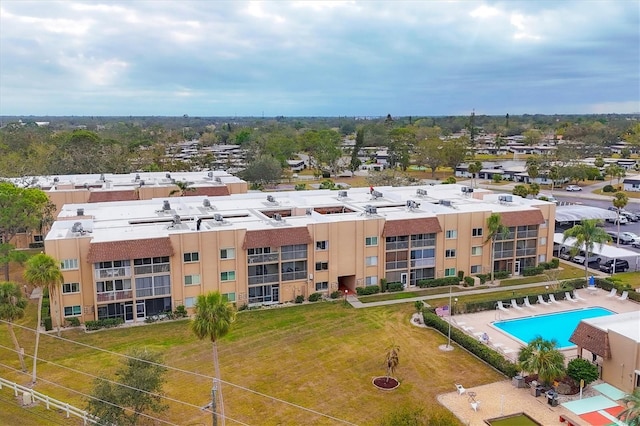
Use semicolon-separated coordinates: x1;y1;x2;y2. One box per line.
338;275;356;293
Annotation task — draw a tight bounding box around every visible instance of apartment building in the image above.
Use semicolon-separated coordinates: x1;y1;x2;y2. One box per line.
44;184;555;326
6;171;247;248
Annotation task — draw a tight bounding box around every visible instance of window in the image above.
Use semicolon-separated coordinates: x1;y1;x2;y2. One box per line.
445;249;456;258
315;281;329;291
220;271;236;281
62;282;80;294
185;297;196;308
184;274;200;286
540;237;547;246
34;235;44;242
365;276;378;286
183;252;199;262
315;261;328;271
222;293;236;303
471;246;483;256
445;230;457;239
220;248;235;259
444;268;456;277
365;236;378;246
60;259;79;270
471;265;482;274
316;241;328;250
366;256;378;266
64;305;81;317
472;228;483;237
134;257;170;274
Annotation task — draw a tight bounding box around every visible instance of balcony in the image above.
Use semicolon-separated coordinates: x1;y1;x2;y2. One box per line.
248;274;279;285
95;267;131;279
96;290;133;302
248;253;279;264
411;258;436;268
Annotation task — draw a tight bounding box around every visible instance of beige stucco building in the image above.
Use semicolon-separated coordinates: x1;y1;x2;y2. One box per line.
44;184;555;327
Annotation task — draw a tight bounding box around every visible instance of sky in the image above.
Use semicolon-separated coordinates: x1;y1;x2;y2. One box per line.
1;1;639;117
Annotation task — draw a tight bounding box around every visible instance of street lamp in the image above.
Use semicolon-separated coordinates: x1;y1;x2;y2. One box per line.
446;285;453;349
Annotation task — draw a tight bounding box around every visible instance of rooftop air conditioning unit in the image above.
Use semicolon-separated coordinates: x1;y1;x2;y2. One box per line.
135;174;140;181
71;222;83;233
338;190;348;198
203;198;211;208
77;208;84;216
99;174;105;182
498;195;513;203
214;213;224;222
166;173;171;179
364;205;377;215
214;177;222;183
172;215;181;225
273;213;283;221
440;200;452;207
139;180;145;187
267;195;276;203
416;188;428;196
461;186;474;193
371;190;383;199
162;200;171;211
407;200;420;209
53;177;59;183
207;171;214;178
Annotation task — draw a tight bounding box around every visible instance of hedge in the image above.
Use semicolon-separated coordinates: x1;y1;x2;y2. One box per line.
356;286;381;296
522;266;544;276
85;318;125;331
308;292;322;302
387;282;404;292
565;277;640;302
417;277;459;288
463;276;474;287
421;311;518;377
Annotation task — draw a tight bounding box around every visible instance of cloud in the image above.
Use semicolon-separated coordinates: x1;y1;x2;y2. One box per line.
0;0;638;116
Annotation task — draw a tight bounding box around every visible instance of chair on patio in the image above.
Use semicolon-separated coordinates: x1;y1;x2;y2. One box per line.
537;295;551;305
496;301;509;312
617;290;628;301
565;291;578;303
511;299;523;310
470;401;480;412
574;291;587;301
523;298;536;308
548;294;561;304
606;288;618;298
455;384;466;395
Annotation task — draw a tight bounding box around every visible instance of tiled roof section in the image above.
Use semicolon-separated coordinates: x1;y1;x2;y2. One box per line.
243;228;311;249
88;190;139;203
87;238;174;263
500;210;545;227
382;218;442;237
569;322;611;359
190;186;230;196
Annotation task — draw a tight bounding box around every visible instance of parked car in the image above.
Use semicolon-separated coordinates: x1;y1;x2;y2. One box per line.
536;194;558;204
606;216;629;225
572;253;601;265
599;259;629;273
606;231;634;245
621;211;639;222
621;232;640;243
565;185;582;192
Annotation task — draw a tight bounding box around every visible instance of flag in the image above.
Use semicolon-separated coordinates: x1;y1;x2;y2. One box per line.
436;305;449;317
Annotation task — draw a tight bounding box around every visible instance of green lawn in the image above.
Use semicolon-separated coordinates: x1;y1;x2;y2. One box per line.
0;299;504;425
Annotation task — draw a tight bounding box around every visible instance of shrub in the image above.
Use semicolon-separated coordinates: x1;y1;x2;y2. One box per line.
442;176;456;184
387;282;404;292
66;317;80;327
174;305;188;318
294;183;306;191
567;358;599;386
492;174;503;183
494;271;510;279
355;286;380;296
550;258;560;268
380;278;388;293
84;318;125;331
523;266;544;276
602;184;615;193
330;291;342;299
308;292;322;302
457;271;464;281
43;317;53;331
295;295;304;304
416;277;459;288
463;276;474;287
476;274;487;285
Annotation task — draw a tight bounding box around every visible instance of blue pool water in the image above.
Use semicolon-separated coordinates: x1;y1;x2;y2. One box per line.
493;307;614;349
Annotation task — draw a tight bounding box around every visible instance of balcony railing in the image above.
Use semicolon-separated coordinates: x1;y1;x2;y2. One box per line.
516;249;537;256
517;231;538;239
385;261;408;270
411;258;436;268
494;250;514;259
96;290;133;302
248;274;279;285
248;253;279;264
95;267;131;279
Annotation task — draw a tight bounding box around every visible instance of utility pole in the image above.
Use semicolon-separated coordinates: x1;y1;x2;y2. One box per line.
211;380;218;426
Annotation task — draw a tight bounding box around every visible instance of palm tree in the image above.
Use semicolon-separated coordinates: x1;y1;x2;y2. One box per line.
618;387;640;426
613;192;629;246
0;281;28;372
169;180;194;197
468;161;482;188
517;336;565;386
24;253;63;384
385;343;400;383
485;213;509;284
191;292;236;426
562;219;611;284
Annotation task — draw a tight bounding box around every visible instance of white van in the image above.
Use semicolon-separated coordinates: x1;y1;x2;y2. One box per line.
536;194;558;204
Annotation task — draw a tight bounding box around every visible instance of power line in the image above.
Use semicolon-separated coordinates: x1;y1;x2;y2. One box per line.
1;320;358;425
0;393;69;426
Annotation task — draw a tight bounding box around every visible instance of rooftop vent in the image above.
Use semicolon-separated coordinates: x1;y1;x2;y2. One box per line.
273;213;282;221
406;200;420;209
461;186;474;193
214;213;224;222
207;171;214;178
338;190;348;198
214;177;222;183
135;173;140;181
53;177;59;183
139;180;145;187
71;222;83;233
439;200;452;207
203;198;211;208
416;188;428;196
166;173;171;179
77;208;84;216
364;205;378;215
83;183;89;189
172;214;181;225
162;200;171;211
498;195;513;203
267;195;276;203
99;174;105;182
371;190;383;199
306;208;312;215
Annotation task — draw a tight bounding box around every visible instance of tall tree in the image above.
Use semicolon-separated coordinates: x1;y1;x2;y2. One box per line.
613;192;629;245
562;219;611;283
388;127;416;171
0;281;28;372
517;337;565;385
618;387;640;426
86;349;167;426
385;343;400;383
0;243;28;282
349;128;364;172
485;213;509;284
191;292;236;426
239;155;283;188
523;129;542;146
24;253;63;384
467;161;482;188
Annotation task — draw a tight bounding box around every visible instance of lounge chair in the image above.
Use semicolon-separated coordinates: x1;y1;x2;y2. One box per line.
617;291;628;301
511;299;523;310
565;292;578;303
456;384;466;395
548;294;560;304
587;283;598;293
607;288;618;298
462;325;475;333
523;298;535;308
537;295;551;305
574;291;587;301
496;301;509;312
471;401;480;411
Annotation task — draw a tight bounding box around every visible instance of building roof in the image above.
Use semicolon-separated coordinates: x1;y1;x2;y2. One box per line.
243;228;312;249
87;237;174;263
500;210;545;227
553;233;639;261
555;205;617;222
570;310;640;358
382;217;442;237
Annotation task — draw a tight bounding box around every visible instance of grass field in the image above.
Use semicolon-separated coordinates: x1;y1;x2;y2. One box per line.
1;296;505;425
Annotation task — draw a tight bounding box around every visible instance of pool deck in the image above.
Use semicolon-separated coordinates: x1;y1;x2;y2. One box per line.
450;287;640;361
437;288;638;425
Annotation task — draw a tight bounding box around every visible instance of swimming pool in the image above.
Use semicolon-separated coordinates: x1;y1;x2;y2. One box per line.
493;307;614;349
